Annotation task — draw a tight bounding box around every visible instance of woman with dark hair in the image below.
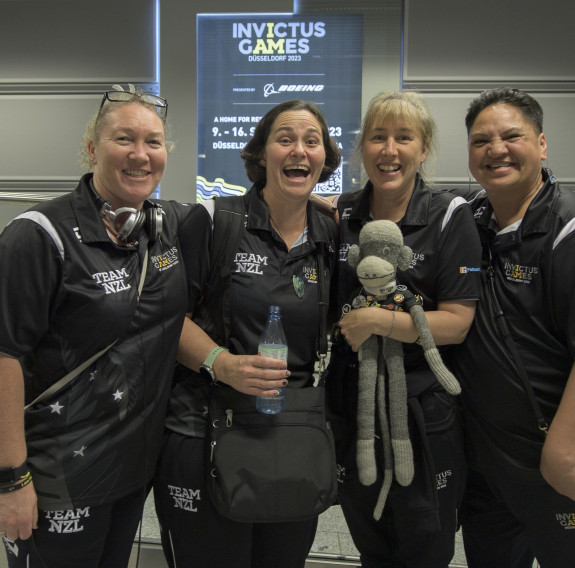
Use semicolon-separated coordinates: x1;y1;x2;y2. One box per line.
154;100;341;568
241;99;341;185
453;87;575;568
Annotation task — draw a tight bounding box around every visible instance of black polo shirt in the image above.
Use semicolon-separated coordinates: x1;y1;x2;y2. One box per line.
451;170;575;482
0;173;201;510
165;186;338;438
336;176;481;393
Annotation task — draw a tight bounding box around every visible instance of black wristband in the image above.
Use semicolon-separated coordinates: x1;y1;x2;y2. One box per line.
0;472;32;494
0;461;28;485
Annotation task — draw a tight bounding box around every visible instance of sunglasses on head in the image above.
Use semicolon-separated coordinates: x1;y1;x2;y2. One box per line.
98;90;168;122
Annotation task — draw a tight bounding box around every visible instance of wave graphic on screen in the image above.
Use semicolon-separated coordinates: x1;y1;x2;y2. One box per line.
196;176;247;203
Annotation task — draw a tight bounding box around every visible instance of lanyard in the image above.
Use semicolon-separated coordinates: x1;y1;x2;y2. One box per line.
486;245;548;435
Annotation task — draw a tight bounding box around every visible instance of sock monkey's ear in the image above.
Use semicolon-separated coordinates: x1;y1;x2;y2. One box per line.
397;244;413;271
347;244;362;268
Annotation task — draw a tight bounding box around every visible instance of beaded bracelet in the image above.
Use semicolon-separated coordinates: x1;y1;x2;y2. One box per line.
385;312;396;337
0;472;32;494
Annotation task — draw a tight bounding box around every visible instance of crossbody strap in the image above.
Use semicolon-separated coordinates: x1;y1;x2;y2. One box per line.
316;247;328;374
486;248;548;435
24;248;149;410
314;225;334;388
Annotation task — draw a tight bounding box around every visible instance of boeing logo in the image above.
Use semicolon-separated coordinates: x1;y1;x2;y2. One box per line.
264;83;325;97
264;83;280;97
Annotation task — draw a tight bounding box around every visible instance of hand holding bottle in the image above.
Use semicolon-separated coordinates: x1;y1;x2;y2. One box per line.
208;350;288;396
257;305;288;414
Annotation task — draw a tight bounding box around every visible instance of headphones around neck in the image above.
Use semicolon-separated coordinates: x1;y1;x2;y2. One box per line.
98;199;163;243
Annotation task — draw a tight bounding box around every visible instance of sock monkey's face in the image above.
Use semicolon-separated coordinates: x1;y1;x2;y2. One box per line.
348;220;413;298
356;255;397;297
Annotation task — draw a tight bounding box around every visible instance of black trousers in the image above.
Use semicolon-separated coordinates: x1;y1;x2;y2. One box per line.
2;488;146;568
336;390;466;568
461;468;575;568
153;432;318;568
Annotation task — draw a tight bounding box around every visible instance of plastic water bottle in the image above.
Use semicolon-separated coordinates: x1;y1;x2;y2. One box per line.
256;305;288;414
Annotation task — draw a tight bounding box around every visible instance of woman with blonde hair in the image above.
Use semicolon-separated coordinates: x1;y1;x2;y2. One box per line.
327;91;481;567
0;85;202;567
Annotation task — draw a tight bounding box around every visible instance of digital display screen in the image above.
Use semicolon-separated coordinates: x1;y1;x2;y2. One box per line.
196;13;363;201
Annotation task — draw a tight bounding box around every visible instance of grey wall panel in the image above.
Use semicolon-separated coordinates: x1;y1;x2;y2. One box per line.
403;0;575;82
0;0;157;83
0;95;97;181
536;94;575;183
422;94;470;184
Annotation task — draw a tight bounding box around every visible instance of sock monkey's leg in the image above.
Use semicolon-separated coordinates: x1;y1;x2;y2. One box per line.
357;336;378;486
373;347;393;520
385;340;414;486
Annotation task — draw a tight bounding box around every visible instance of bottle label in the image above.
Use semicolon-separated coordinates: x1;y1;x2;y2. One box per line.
258;344;288;364
257;342;287;414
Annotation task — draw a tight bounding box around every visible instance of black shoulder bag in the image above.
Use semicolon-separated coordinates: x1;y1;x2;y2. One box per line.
205;222;337;523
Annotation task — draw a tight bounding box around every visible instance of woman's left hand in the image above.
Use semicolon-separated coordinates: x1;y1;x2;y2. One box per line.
339;301;476;350
339;307;381;352
308;194;339;223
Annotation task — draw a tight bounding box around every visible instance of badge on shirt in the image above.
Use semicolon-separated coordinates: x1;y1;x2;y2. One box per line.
293;275;305;298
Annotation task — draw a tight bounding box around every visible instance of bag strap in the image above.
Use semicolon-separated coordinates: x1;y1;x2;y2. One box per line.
316;248;328;379
24;248;149;410
313;212;335;381
207;196;247;344
209;197;246;289
486;247;548;435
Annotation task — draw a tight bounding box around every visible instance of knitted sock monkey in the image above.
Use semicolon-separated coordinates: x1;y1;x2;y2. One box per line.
346;220;461;520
